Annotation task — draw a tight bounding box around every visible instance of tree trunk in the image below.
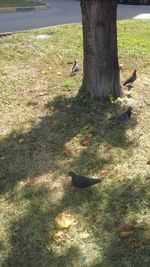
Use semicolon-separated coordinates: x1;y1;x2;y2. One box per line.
80;0;121;101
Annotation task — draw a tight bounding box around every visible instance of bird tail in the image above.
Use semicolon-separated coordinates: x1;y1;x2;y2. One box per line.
91;179;102;185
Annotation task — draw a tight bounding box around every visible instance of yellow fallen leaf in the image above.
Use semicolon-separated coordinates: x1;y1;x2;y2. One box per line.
55;212;73;229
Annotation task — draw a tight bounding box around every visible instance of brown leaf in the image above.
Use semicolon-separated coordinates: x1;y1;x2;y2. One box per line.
91;156;97;163
119;231;134;238
52;230;67;244
133;223;145;230
47;208;52;213
131;242;144;249
63;150;73;157
80;140;91;146
118;204;129;213
99;167;108;174
118;222;134;232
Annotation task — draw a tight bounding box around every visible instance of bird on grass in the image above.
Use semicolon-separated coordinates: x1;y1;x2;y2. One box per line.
71;60;79;74
109;107;133;122
123;70;137;86
68;171;102;189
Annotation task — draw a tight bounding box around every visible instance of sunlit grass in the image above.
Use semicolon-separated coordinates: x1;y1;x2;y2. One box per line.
0;0;44;8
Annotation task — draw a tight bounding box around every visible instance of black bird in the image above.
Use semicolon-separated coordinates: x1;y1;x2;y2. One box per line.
123;70;137;86
71;60;79;74
109;107;133;122
68;171;102;189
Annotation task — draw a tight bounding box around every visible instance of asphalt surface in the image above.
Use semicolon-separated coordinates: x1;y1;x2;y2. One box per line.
0;0;150;33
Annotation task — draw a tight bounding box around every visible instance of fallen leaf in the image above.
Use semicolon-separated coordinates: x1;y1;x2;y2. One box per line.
18;138;25;144
57;72;62;76
50;229;67;244
133;223;145;230
39;92;47;96
55;212;73;229
63;150;73;157
100;167;108;174
118;204;129;213
91;156;97;163
80;231;91;239
0;156;6;160
119;231;134;238
119;222;134;232
47;208;52;213
80;140;91;146
131;242;144;249
119;63;124;70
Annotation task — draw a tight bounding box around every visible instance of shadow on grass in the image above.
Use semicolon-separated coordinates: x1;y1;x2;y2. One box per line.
2;176;150;267
1;184;83;267
90;178;150;267
2;94;146;267
0;94;138;194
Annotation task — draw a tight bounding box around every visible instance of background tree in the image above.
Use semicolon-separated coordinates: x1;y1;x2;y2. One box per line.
80;0;121;100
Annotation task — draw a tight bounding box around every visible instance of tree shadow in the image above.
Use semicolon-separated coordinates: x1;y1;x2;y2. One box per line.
1;183;85;267
1;94;140;266
1;94;138;194
83;177;150;267
2;174;150;267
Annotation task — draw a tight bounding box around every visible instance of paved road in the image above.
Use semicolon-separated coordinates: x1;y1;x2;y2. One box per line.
0;0;150;33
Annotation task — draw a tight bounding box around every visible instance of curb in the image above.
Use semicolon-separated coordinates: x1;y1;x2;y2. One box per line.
0;4;48;13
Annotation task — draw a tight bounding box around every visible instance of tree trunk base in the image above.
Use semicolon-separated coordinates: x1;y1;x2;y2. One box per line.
81;0;121;101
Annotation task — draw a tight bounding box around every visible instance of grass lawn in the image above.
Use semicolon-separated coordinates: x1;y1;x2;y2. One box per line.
0;20;150;267
0;0;44;8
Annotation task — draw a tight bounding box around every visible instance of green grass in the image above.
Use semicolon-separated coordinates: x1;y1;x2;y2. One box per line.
0;20;150;267
0;0;44;8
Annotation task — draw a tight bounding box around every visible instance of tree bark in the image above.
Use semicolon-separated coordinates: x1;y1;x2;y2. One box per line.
80;0;121;100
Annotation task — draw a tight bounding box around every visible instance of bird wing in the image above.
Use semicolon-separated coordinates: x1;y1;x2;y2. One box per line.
123;74;136;86
72;175;101;188
116;113;129;121
123;77;132;86
110;112;129;121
